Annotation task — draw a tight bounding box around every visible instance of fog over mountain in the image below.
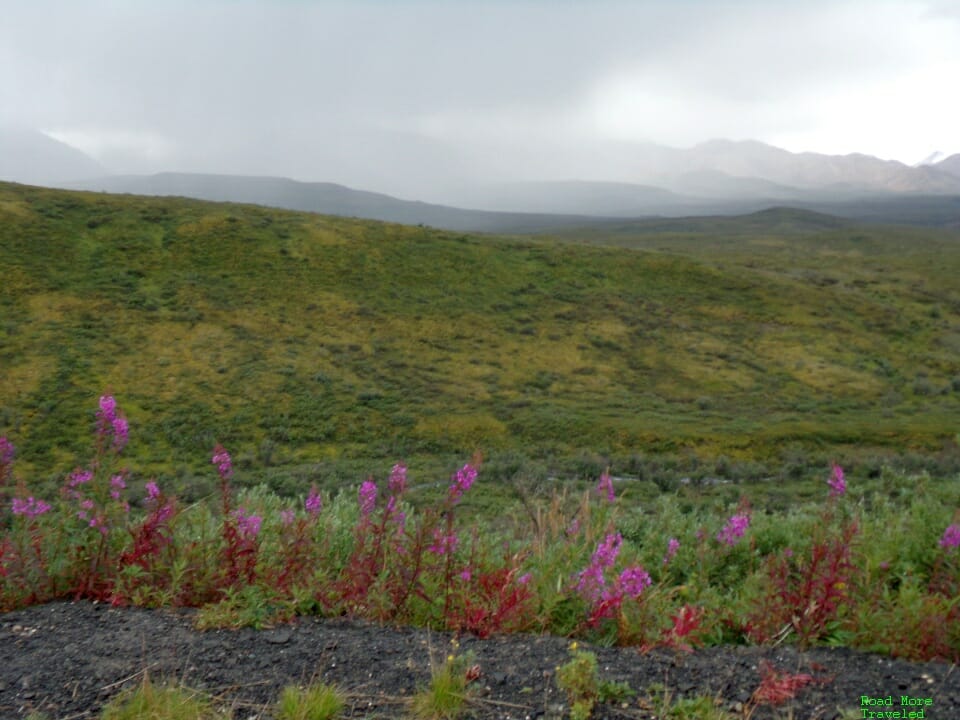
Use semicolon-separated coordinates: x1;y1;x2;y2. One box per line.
935;154;960;179
6;122;960;230
3;1;959;197
433;139;960;214
0;126;105;187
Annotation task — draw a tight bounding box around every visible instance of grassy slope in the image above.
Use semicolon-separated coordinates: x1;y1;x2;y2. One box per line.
1;183;959;488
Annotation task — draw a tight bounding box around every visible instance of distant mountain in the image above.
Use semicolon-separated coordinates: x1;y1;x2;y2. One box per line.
916;151;950;167
446;180;697;215
663;169;806;201
64;172;614;233
935;154;960;179
435;139;960;217
665;139;960;195
0;127;105;186
35;133;960;231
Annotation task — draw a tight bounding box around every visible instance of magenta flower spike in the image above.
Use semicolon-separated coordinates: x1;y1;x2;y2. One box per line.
111;416;129;452
305;486;323;516
95;395;129;453
98;395;116;422
358;480;378;518
109;475;127;501
428;528;459;555
618;566;652;599
663;537;680;565
11;496;52;518
828;464;846;497
448;463;477;504
596;471;615;503
233;508;262;538
576;533;624;603
593;532;623;568
388;463;407;495
717;514;750;546
211;444;233;480
0;436;14;466
939;524;960;550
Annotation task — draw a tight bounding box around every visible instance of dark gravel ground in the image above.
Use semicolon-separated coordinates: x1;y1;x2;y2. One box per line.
1;601;958;719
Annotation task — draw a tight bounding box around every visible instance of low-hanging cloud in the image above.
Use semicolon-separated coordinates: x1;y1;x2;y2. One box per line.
2;0;957;196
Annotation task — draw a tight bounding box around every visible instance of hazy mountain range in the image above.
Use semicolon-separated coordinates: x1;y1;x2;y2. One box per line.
0;126;106;187
3;127;959;230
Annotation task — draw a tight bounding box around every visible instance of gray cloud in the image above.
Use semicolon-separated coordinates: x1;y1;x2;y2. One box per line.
2;0;957;196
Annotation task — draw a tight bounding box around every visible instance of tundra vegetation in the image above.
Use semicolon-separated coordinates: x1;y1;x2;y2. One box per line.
2;398;959;719
1;183;959;498
1;183;959;717
2;397;959;651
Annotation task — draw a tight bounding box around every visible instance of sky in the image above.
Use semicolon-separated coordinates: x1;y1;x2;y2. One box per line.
2;0;958;198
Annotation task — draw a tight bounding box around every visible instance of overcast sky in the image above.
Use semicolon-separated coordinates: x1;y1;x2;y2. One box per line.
2;0;958;197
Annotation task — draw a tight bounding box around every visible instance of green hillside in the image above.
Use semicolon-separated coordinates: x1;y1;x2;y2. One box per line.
1;182;959;490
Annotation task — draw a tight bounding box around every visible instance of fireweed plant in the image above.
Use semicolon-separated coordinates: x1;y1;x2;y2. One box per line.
1;396;959;661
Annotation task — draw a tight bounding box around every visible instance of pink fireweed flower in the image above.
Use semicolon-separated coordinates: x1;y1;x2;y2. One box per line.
11;496;51;518
305;486;322;516
448;463;477;504
939;524;960;550
576;533;623;603
596;471;615;503
663;537;680;566
592;532;623;569
385;494;406;529
460;568;472;582
111;416;128;452
0;436;14;467
429;527;459;555
717;514;750;546
77;497;95;521
280;509;295;526
96;395;128;452
89;514;108;535
233;508;262;538
68;469;93;489
211;444;233;480
145;481;161;501
98;395;117;422
576;563;606;603
110;474;127;501
518;573;532;585
617;566;652;599
358;479;378;518
388;463;408;495
154;501;174;525
828;464;846;497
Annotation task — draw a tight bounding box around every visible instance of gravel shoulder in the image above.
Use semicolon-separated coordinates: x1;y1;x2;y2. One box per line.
2;601;958;719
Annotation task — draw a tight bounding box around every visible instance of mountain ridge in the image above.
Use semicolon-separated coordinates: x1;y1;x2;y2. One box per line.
5;127;959;229
0;126;106;186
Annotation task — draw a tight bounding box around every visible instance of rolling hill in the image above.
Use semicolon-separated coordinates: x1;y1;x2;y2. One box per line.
64;172;619;233
1;182;958;490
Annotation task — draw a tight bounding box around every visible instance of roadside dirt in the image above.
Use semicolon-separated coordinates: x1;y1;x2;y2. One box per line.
2;601;958;719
